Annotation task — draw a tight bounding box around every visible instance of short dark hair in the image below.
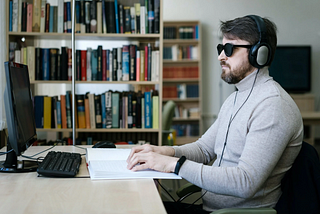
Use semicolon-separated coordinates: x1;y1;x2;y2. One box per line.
220;16;278;64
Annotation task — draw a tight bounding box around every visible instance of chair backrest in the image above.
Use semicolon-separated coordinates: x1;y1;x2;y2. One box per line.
162;101;176;145
275;141;320;214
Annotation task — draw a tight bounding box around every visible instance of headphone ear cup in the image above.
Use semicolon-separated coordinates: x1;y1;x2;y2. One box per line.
249;43;271;68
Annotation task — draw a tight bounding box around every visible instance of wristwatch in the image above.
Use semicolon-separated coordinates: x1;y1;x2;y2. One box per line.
174;156;186;175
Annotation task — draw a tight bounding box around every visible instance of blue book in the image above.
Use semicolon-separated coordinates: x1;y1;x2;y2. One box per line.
91;50;98;80
75;1;80;33
49;6;54;32
122;45;129;81
42;49;50;80
34;96;44;128
195;25;199;39
101;93;106;128
66;1;71;33
114;0;119;33
9;1;12;32
144;91;152;128
56;100;62;128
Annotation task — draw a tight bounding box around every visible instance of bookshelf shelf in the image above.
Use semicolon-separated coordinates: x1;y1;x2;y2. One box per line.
163;20;202;145
7;0;163;146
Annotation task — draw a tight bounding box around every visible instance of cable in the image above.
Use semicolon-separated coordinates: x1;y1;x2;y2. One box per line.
0;149;14;156
21;145;56;159
155;179;177;202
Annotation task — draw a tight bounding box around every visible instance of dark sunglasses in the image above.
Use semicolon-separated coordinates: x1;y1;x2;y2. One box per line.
217;43;252;57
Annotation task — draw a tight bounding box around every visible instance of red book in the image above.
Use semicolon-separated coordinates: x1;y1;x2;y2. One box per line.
27;3;33;32
45;3;50;32
60;95;67;129
144;46;148;81
64;2;67;33
102;50;106;81
68;48;72;80
81;50;87;81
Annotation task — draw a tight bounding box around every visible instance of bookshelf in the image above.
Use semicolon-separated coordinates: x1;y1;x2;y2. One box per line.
6;0;164;146
163;21;202;145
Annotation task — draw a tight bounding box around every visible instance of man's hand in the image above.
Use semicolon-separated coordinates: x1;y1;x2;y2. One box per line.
127;151;179;173
126;144;177;173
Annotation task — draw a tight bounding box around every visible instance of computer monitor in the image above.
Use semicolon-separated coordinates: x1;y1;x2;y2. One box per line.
0;62;38;172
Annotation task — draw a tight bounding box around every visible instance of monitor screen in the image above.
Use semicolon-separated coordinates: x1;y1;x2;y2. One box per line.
1;62;38;172
269;46;311;93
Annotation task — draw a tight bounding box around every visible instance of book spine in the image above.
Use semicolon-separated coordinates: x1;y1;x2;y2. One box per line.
90;0;97;33
61;47;68;80
111;92;119;128
42;48;50;80
43;96;52;129
85;1;91;33
32;0;41;32
12;0;18;32
135;3;140;34
124;6;131;34
105;91;112;128
102;49;106;81
65;91;72;128
136;50;140;81
144;45;148;81
21;2;27;32
144;91;152;128
140;50;145;81
81;50;87;81
9;1;12;32
97;45;103;80
66;1;71;33
34;96;44;128
94;94;102;128
88;93;96;129
102;0;107;33
56;100;62;129
76;50;81;80
80;0;86;33
129;45;136;81
117;47;122;81
76;94;86;129
75;1;81;33
49;5;54;32
45;3;50;32
86;48;92;81
127;92;133;128
50;48;58;80
130;7;135;34
147;43;152;81
84;95;90;129
122;45;129;81
152;90;158;129
112;48;118;81
67;48;72;80
106;0;115;33
40;0;46;32
91;49;98;80
106;49;110;81
154;0;160;34
118;4;124;33
114;0;119;33
27;3;33;32
97;1;102;33
60;95;67;128
140;6;145;34
57;0;64;33
27;46;35;82
35;47;42;80
101;93;106;128
136;91;142;128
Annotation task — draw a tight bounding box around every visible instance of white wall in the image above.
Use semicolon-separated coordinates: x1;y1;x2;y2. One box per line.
163;0;320;130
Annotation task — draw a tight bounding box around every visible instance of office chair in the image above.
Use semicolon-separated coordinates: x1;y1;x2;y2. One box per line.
162;100;176;146
175;141;320;214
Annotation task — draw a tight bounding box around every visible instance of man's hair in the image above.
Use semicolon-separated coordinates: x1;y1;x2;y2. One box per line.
220;16;278;65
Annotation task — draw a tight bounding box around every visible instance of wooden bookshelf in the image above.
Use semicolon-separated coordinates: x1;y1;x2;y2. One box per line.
163;21;202;145
6;0;164;146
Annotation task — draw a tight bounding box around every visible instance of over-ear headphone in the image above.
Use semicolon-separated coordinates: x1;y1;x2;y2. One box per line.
246;15;272;68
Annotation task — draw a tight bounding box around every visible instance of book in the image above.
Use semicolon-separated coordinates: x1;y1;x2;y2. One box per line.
21;2;27;32
144;91;152;128
136;50;140;81
40;0;46;32
75;0;81;33
112;48;117;81
101;0;107;33
76;94;86;129
50;48;59;80
140;5;145;34
129;45;136;81
118;4;124;33
35;47;42;80
27;3;33;32
56;100;62;129
105;90;112;128
147;0;154;33
81;50;87;81
34;95;44;128
111;91;120;128
60;94;67;129
117;47;122;81
27;46;35;82
45;3;50;32
85;1;91;33
130;7;135;34
12;0;18;32
140;50;145;81
57;0;64;33
43;96;52;129
154;0;160;33
60;47;68;80
65;91;72;128
97;45;103;80
9;1;12;32
91;49;98;80
94;94;102;128
90;0;97;33
152;90;159;129
97;1;102;33
114;0;119;33
67;48;72;80
122;45;129;81
106;0;115;33
32;0;41;32
42;48;50;80
86;48;92;81
101;93;106;128
86;148;181;180
134;3;140;34
135;90;142;128
127;91;133;128
84;94;90;129
124;6;131;34
88;93;96;129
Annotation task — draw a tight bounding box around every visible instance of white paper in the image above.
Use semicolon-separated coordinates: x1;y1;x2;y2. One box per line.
86;148;181;180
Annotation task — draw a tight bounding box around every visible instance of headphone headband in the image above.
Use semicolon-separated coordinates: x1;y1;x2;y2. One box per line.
246;15;271;68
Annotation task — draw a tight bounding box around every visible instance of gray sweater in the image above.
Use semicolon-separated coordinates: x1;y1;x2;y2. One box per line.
173;68;303;211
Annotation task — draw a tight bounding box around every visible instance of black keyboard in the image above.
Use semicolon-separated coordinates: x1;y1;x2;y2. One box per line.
37;151;82;178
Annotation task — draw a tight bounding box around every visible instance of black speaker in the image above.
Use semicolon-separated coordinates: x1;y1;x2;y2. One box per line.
246;15;272;68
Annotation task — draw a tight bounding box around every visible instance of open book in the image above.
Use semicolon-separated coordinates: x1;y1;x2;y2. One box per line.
86;148;182;180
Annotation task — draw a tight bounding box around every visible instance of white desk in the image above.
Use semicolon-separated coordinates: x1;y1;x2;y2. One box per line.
0;146;167;214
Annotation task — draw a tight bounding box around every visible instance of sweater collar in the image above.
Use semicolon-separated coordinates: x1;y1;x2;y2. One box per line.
235;67;271;92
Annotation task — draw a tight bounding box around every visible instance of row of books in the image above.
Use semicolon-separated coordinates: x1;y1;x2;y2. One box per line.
163;26;199;39
33;90;159;130
172;124;199;137
10;43;160;82
163;45;198;60
174;105;200;119
163;66;199;79
9;0;160;34
163;84;199;99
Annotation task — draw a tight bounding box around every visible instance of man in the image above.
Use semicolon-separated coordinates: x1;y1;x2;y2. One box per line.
127;15;303;213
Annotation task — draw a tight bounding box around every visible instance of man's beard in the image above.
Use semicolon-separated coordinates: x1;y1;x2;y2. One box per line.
221;61;254;84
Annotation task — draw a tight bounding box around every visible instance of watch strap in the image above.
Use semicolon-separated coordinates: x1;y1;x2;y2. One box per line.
174;156;186;175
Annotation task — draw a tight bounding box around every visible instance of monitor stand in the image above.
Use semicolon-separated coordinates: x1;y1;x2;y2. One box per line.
0;144;38;173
